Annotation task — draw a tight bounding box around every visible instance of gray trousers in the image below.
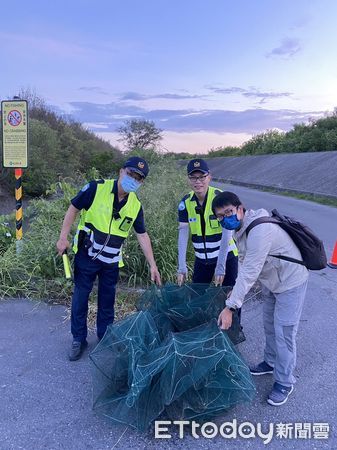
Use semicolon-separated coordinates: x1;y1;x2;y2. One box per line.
262;280;308;387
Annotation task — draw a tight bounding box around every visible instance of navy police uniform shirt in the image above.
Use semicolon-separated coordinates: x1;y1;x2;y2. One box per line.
178;194;189;222
178;192;209;223
71;179;146;233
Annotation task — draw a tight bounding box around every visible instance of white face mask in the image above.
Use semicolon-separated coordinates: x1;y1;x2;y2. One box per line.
121;174;142;192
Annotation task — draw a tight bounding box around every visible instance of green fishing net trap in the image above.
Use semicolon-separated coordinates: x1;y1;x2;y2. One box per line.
89;284;256;431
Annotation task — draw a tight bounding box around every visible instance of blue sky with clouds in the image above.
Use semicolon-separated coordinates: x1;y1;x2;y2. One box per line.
1;0;337;153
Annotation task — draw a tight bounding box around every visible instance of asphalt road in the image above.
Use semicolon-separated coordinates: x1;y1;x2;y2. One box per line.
1;185;336;450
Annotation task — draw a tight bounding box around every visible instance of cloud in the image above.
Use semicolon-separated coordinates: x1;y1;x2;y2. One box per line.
119;91;206;101
65;101;144;125
82;122;110;129
144;108;317;134
119;92;145;101
266;38;301;58
205;85;292;103
242;91;292;99
78;86;109;95
205;86;246;95
242;89;292;104
63;101;324;136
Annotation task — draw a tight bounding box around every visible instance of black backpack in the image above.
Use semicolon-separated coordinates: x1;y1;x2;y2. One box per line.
245;209;327;271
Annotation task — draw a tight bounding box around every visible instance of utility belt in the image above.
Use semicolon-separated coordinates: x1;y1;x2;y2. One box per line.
76;228;123;265
77;229;92;251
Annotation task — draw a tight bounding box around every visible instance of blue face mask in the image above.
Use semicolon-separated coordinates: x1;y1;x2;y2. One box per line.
121;174;142;193
220;214;241;230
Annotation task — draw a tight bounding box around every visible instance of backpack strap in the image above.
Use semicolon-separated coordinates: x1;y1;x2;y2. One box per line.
245;217;279;236
245;217;305;266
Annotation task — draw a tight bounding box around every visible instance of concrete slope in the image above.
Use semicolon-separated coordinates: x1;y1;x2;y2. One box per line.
189;151;337;198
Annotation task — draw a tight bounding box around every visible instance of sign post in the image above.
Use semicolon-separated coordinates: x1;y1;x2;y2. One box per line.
14;168;23;253
1;99;28;253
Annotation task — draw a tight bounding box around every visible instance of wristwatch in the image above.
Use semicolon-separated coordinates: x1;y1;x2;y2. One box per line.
227;306;237;313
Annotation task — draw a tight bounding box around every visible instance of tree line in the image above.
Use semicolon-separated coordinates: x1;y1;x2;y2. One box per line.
205;111;337;158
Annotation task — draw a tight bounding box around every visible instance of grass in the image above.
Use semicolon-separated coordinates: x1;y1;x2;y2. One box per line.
0;161;195;302
62;286;142;330
271;190;337;208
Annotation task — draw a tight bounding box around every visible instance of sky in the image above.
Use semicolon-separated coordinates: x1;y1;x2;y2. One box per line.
1;0;337;153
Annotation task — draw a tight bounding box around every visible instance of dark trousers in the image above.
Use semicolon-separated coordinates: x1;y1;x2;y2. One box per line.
71;248;119;342
192;254;238;286
192;254;241;321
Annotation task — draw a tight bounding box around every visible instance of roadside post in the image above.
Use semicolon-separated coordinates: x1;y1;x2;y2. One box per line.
1;97;28;254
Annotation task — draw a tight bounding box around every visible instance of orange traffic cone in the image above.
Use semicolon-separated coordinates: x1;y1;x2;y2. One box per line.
328;241;337;269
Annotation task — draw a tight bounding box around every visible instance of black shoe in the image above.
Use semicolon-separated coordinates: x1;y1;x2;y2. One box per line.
69;340;88;361
250;361;274;376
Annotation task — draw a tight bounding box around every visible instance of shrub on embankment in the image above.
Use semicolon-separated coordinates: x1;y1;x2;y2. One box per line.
172;110;337;160
0;161;194;301
0;105;123;197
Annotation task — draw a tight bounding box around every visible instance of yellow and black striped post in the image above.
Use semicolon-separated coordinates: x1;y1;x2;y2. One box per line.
15;168;23;253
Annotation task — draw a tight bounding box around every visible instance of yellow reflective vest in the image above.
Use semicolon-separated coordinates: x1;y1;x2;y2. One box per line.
184;186;238;262
73;179;141;266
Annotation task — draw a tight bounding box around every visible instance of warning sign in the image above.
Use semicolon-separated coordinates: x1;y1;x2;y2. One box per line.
1;100;28;168
8;110;22;126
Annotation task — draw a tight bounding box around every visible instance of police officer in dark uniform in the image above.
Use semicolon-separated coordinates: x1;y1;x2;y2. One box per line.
177;158;239;287
57;157;161;361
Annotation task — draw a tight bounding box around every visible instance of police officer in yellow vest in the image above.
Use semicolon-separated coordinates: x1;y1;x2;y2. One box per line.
177;159;239;289
56;157;161;361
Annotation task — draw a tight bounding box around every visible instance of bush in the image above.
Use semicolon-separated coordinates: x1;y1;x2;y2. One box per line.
0;196;74;300
0;219;15;256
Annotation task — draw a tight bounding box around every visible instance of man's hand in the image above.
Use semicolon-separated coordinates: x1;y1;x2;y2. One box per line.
214;274;224;286
56;205;79;256
177;272;186;286
56;237;70;256
217;307;233;330
136;232;161;286
150;265;162;286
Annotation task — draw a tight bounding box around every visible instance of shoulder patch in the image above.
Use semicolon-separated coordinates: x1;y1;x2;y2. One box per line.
81;183;90;192
178;201;186;211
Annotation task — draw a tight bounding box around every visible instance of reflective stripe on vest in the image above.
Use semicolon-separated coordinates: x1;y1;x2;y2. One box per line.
73;179;141;266
195;249;220;260
88;247;121;264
